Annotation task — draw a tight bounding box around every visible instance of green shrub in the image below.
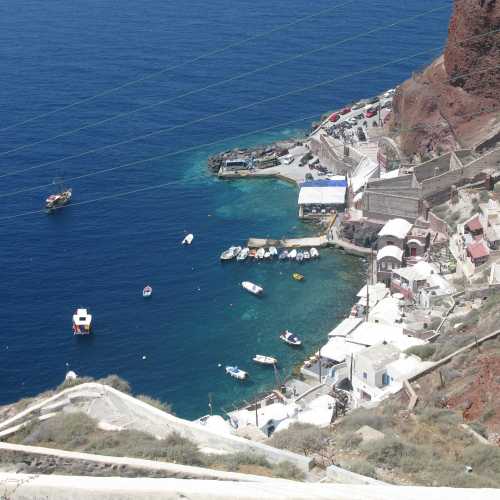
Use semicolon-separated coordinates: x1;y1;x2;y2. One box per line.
339;408;389;432
98;375;131;394
479;191;490;203
364;437;417;468
418;407;459;427
23;412;97;449
336;431;362;450
268;423;330;455
136;394;174;415
463;445;500;478
272;461;305;481
346;459;377;478
405;344;436;360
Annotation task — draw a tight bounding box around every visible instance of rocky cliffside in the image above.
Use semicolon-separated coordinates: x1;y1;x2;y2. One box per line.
390;0;500;157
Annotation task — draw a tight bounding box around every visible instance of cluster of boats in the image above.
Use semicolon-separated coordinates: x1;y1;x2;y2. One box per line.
220;246;319;262
225;333;301;380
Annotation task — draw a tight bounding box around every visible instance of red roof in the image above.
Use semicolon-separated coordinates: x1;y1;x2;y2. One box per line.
467;240;489;260
466;216;482;232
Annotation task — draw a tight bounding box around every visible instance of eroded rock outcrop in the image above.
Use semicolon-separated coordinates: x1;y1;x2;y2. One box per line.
390;0;500;157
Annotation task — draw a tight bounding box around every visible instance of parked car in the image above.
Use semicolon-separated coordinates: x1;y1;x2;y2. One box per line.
383;89;396;98
348;117;357;125
366;96;379;105
355;113;364;120
340;107;351;115
381;100;393;109
305;173;313;181
351;101;365;110
281;155;294;165
365;109;378;118
329;113;340;122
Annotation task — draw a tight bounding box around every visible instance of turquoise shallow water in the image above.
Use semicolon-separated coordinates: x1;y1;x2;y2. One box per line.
0;0;450;418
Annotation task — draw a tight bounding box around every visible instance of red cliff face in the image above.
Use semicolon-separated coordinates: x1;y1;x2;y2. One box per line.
390;0;500;157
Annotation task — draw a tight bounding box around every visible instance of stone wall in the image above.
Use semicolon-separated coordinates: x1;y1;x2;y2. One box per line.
413;153;453;182
428;211;450;236
363;191;421;222
367;174;415;191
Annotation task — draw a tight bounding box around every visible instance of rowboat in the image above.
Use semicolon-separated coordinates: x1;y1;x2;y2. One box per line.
310;247;319;258
241;281;264;295
292;273;304;281
182;234;194;245
280;330;301;346
303;251;311;260
279;250;288;260
288;249;297;259
253;355;277;365
225;366;248;380
269;246;278;257
256;248;265;259
296;252;304;262
142;285;153;297
237;247;250;261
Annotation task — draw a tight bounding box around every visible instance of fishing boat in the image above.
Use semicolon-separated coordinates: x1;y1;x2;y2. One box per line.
225;366;248;380
236;247;249;261
279;250;288;260
288;249;297;260
256;248;265;259
264;250;271;259
45;188;72;212
253;355;277;365
292;273;304;281
72;308;92;335
182;234;194;245
220;246;239;261
303;251;311;260
280;330;301;346
269;246;278;257
296;251;304;262
142;285;152;298
310;248;319;258
241;281;263;295
249;249;257;259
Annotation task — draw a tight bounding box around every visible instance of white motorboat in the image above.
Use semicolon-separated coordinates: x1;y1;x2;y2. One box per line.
220;246;238;261
182;233;194;245
253;355;277;365
269;246;278;257
236;247;249;261
288;249;297;259
142;285;153;298
225;366;248;380
264;251;271;259
241;281;264;295
296;252;304;262
280;330;301;346
279;250;288;260
310;247;319;258
233;246;242;257
256;248;265;259
303;251;310;260
72;308;92;335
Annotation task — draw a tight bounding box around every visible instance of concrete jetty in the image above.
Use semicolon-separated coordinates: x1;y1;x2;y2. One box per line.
247;236;328;249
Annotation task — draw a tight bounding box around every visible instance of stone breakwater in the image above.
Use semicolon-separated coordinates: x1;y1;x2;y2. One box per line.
207;139;302;173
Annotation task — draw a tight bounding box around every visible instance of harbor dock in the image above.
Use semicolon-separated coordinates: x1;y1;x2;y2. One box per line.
247;236;328;249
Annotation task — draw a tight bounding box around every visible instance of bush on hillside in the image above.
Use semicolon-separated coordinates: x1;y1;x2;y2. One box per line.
463;444;500;479
338;408;389;432
98;375;131;394
136;394;174;415
268;423;330;455
345;459;377;479
271;461;305;481
364;436;417;468
405;344;436;360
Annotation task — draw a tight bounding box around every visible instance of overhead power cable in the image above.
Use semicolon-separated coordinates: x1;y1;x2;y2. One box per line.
0;0;359;134
0;3;450;159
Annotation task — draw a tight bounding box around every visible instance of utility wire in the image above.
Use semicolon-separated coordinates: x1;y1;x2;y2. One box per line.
0;3;450;159
0;0;359;134
1;23;496;184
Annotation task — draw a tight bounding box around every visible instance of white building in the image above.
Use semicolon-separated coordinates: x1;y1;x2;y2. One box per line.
298;177;347;218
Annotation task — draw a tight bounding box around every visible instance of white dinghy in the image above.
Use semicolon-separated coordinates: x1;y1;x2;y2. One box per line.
241;281;264;296
182;234;194;245
253;355;277;365
225;366;248;380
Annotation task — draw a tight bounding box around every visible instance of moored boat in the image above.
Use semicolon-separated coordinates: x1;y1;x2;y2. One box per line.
72;308;92;335
264;251;271;259
142;285;153;298
296;251;304;262
225;366;248;380
46;188;72;212
292;273;304;281
280;330;301;346
249;249;257;259
236;247;249;261
279;250;288;260
182;234;194;245
241;281;264;295
288;249;297;260
256;248;265;259
310;248;319;258
303;251;310;260
269;246;278;257
253;354;277;365
220;246;238;261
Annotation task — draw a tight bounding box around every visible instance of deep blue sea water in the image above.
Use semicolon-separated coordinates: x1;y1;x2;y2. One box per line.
0;0;451;418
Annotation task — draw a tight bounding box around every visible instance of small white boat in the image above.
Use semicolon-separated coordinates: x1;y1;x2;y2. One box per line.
296;252;304;262
303;251;310;260
256;248;265;259
288;249;297;260
279;250;288;260
233;246;242;257
264;251;271;259
142;285;153;298
269;246;278;256
310;248;319;258
225;366;248;380
182;234;194;245
241;281;264;295
253;354;277;365
220;246;238;261
72;308;92;335
236;247;249;261
280;330;301;346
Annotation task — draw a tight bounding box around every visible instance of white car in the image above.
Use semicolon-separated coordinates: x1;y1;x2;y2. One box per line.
383;89;396;98
348;117;357;125
281;155;294;165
